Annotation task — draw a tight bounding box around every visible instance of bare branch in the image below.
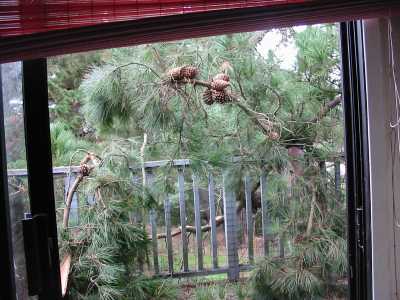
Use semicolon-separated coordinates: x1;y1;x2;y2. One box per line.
309;95;342;123
264;83;283;116
305;182;317;238
233;69;248;102
63;153;99;228
113;62;160;79
155;215;225;239
167;78;281;140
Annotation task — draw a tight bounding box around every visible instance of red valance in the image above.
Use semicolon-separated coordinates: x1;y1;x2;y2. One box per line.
0;0;310;37
0;0;399;62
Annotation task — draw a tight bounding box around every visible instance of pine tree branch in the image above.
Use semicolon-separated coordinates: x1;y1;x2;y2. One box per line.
169;78;280;140
154;191;253;240
233;69;248;102
113;62;160;78
60;253;72;297
309;95;342;123
305;183;317;238
155;215;225;239
264;83;283;116
63;153;99;228
151;47;167;72
63;174;84;228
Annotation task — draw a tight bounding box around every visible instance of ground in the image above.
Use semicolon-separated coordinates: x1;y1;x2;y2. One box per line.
177;280;249;300
175;278;347;300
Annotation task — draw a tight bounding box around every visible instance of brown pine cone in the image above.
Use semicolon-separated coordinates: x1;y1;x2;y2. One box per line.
181;66;198;79
268;131;280;140
80;164;90;177
212;90;227;104
213;73;230;82
167;67;183;81
211;79;230;91
203;89;214;105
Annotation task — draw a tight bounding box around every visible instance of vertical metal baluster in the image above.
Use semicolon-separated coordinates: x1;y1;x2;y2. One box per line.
150;210;159;274
208;173;218;269
192;174;203;271
223;171;239;281
244;175;254;264
178;168;189;272
164;197;174;274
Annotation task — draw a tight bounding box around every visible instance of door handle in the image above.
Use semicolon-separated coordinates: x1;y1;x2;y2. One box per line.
22;213;49;296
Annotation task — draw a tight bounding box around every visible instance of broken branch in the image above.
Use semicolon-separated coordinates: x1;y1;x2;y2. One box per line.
155;215;224;239
309;95;342;123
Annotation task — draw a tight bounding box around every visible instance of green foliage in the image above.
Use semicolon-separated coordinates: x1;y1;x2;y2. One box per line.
79;26;342;171
250;225;347;299
62;164;175;299
50;121;94;165
123;276;177;300
195;285;215;300
251;257;323;300
48;52;106;132
47;24;346;299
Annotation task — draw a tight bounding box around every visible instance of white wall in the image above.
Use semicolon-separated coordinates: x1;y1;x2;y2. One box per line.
364;18;400;300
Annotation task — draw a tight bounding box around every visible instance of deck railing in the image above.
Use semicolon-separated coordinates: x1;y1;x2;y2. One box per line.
8;158;343;280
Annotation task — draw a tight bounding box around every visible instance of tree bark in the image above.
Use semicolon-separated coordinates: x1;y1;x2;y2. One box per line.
309;95;342;123
305;183;317;237
63;154;97;228
156;215;225;239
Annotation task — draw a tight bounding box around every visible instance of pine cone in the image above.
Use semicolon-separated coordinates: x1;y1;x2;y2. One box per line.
212;90;227;104
211;79;230;91
181;66;198;79
268;131;280;140
80;164;90;177
203;89;214;105
167;67;183;81
213;73;230;82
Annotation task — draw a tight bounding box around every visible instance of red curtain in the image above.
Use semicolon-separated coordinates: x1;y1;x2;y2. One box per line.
0;0;310;37
0;0;399;62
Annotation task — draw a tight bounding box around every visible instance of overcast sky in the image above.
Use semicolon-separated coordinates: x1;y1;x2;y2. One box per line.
257;26;306;70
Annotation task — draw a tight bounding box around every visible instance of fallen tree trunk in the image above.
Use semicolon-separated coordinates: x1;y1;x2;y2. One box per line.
305;183;317;237
60;253;72;297
61;152;99;298
63;154;98;228
156;215;224;239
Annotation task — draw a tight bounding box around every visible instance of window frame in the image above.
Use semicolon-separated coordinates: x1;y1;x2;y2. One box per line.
0;20;373;300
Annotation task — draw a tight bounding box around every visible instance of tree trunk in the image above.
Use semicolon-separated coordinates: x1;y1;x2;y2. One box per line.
306;183;317;237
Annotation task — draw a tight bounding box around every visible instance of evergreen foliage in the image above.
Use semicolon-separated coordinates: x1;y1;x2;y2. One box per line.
61;162;176;299
44;24;346;299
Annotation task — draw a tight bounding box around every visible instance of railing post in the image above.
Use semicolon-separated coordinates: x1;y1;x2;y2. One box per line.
208;173;218;269
164;196;174;274
138;169;155;272
178;168;189;272
223;171;239;281
192;174;204;271
149;210;159;274
244;175;254;264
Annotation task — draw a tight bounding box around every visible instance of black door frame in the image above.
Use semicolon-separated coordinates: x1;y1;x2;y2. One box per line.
340;20;373;300
0;21;372;300
21;59;63;300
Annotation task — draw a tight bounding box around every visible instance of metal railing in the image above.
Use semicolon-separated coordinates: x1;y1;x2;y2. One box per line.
8;158;343;280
